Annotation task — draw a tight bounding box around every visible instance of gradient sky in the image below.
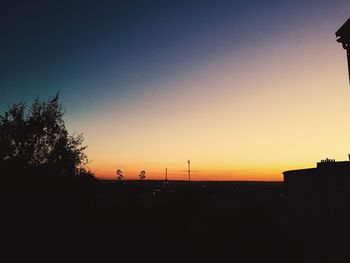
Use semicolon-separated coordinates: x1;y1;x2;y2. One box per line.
1;0;350;180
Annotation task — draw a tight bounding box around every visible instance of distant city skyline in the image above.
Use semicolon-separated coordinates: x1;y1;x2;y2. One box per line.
1;1;350;180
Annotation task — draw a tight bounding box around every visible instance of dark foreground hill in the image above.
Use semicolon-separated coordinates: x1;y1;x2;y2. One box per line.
2;177;306;262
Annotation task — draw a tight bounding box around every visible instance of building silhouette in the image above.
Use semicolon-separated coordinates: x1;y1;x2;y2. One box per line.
283;18;350;262
283;156;350;261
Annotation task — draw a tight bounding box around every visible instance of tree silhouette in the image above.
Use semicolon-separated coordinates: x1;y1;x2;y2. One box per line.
139;170;146;180
0;93;91;177
116;169;123;180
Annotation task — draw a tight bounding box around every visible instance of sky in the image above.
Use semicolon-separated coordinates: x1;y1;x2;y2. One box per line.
1;0;350;181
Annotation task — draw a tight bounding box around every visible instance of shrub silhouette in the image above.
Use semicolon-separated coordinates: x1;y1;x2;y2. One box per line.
0;93;92;178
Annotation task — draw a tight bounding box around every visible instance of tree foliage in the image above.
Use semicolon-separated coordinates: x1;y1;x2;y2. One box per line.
139;170;146;180
116;169;123;180
0;94;91;177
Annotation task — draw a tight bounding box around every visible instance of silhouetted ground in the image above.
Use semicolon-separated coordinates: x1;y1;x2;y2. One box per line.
1;177;315;262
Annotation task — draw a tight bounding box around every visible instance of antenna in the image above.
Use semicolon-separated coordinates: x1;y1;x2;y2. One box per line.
187;160;191;181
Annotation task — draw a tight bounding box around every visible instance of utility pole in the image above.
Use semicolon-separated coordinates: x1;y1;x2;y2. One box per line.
187;160;191;182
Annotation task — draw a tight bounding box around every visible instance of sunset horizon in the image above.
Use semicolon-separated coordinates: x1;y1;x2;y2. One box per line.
2;1;350;181
3;2;350;262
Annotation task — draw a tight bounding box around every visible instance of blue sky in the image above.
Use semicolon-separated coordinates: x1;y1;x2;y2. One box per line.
2;0;347;112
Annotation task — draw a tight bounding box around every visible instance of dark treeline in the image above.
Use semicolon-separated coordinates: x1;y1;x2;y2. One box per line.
3;179;291;262
0;96;319;262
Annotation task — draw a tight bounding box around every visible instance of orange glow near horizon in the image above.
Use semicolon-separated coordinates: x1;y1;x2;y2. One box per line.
67;19;350;181
91;164;285;181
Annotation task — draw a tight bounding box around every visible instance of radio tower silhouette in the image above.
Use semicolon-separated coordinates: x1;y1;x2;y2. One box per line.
187;160;191;182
